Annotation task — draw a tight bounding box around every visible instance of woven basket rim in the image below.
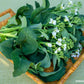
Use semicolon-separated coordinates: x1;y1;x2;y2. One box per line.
0;9;84;84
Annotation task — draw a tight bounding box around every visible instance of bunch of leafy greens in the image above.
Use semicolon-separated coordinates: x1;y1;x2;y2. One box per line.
0;0;84;82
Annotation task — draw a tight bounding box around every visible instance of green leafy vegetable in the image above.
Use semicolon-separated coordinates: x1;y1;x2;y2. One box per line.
16;28;38;55
11;49;32;76
38;48;51;68
35;1;40;8
0;0;84;82
42;0;50;8
0;39;13;59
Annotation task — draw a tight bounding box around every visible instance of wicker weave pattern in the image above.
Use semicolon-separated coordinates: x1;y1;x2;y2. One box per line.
0;9;84;84
0;9;15;28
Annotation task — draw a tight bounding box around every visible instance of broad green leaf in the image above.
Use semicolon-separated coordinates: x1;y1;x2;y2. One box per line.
16;28;38;55
39;67;65;82
61;29;69;38
80;15;84;31
31;7;45;21
23;4;33;26
75;30;82;42
29;23;42;30
22;41;38;55
16;6;29;18
53;55;57;70
16;6;29;24
35;1;40;8
11;49;22;69
42;0;50;8
58;59;65;67
28;50;45;63
39;48;51;68
11;49;32;77
33;14;42;23
16;27;37;44
23;4;33;18
39;66;62;77
41;10;56;24
0;39;13;59
69;33;77;42
20;16;27;27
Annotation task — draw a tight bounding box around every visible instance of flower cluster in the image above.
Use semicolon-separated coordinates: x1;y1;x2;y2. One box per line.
52;27;59;39
40;2;82;59
71;44;82;57
49;18;56;25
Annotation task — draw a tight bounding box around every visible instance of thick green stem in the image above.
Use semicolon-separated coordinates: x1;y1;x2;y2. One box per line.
39;41;56;44
0;27;21;33
0;33;17;38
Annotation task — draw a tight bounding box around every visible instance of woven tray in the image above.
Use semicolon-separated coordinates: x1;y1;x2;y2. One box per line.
0;9;84;84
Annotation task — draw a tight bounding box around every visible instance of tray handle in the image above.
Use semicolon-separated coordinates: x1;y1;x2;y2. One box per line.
0;8;15;28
